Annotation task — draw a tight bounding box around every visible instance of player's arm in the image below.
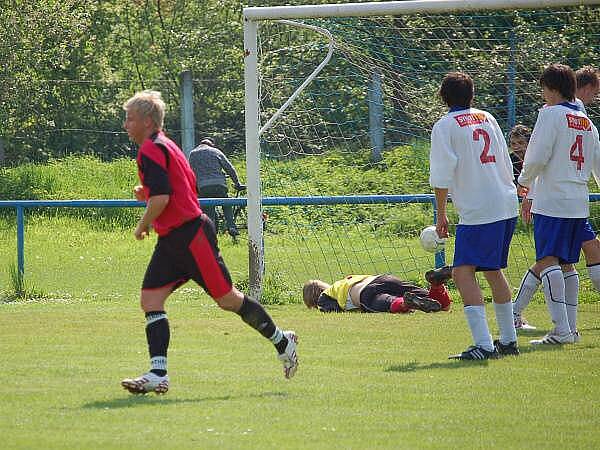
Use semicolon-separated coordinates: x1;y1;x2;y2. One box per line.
135;195;169;240
316;292;343;312
135;147;172;239
518;110;556;189
434;188;449;238
429;122;455;238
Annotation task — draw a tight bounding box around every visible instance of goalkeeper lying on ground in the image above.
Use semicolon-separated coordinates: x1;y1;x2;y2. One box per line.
302;267;452;313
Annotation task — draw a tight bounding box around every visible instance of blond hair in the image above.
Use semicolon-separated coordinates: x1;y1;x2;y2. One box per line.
123;90;165;130
302;280;330;308
509;124;531;142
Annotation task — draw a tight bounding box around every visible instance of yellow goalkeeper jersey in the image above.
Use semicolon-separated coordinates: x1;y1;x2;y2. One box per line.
323;275;372;310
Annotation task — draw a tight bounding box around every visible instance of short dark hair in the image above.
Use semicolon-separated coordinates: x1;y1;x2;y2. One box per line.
539;63;576;101
576;65;599;89
439;72;474;108
200;137;215;146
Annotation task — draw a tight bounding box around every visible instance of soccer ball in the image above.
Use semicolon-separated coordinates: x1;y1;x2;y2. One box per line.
419;226;446;253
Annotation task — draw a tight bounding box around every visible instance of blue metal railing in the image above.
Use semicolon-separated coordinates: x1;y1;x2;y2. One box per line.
0;194;446;276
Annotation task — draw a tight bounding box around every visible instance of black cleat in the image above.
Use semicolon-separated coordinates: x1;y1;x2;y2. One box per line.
494;339;520;356
425;265;452;285
227;227;240;237
449;345;500;360
403;292;442;313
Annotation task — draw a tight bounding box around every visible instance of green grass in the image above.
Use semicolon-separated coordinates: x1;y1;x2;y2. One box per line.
1;299;599;449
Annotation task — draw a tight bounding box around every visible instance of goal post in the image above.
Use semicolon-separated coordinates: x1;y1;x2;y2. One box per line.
243;0;600;301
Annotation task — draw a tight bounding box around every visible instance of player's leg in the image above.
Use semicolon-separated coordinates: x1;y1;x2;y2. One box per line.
561;263;579;339
530;216;585;344
358;275;441;313
450;265;496;359
484;270;518;355
189;215;298;378
512;264;542;329
122;242;179;394
580;223;600;291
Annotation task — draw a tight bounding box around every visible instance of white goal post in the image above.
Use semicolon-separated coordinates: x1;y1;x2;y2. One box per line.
243;0;600;300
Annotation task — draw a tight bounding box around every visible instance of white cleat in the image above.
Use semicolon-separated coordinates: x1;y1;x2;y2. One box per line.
530;328;574;345
514;314;536;330
121;372;169;394
278;331;298;379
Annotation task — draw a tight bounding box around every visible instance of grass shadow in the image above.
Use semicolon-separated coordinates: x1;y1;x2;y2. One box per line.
385;359;491;372
82;391;288;410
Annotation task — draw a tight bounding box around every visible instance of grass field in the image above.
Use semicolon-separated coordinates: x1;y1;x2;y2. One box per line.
1;155;600;448
2;298;599;449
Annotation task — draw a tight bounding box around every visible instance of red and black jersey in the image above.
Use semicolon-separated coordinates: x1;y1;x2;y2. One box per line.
137;131;202;236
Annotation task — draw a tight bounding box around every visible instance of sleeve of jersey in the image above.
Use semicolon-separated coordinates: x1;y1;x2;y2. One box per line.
316;293;343;312
518;110;555;188
591;126;600;188
220;153;240;185
140;145;172;197
429;121;457;188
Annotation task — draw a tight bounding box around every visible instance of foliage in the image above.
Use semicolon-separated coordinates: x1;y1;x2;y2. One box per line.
1;3;599;165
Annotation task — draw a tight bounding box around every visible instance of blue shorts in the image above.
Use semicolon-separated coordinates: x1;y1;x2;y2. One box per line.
453;217;517;271
533;214;594;264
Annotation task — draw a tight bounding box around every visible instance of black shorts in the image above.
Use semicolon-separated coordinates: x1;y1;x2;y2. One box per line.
359;274;429;309
142;214;233;298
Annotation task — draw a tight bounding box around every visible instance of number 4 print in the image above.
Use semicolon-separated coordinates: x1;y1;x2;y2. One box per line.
473;128;495;164
570;135;584;170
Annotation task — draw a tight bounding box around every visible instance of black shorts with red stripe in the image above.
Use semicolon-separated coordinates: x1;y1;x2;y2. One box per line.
142;214;233;298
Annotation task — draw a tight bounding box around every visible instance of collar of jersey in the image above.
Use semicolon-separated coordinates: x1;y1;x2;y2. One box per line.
449;106;471;112
558;101;580;111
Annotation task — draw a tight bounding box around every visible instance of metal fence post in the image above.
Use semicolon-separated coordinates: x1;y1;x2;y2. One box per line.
16;206;25;276
368;70;384;162
180;70;195;158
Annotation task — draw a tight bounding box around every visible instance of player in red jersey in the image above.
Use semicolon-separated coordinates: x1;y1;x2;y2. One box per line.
120;91;298;394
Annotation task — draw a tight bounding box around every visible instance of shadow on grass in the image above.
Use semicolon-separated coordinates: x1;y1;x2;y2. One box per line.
385;343;575;372
82;391;288;409
385;360;492;372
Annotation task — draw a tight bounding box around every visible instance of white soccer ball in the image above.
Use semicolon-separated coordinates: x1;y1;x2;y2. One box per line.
419;226;446;253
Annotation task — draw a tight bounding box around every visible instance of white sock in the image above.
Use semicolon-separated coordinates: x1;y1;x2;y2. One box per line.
563;270;579;333
493;301;517;344
513;269;541;315
150;356;167;372
540;265;570;335
464;305;493;351
587;263;600;292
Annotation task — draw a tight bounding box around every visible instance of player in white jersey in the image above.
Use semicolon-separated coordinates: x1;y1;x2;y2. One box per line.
517;64;600;345
513;66;600;335
430;72;519;360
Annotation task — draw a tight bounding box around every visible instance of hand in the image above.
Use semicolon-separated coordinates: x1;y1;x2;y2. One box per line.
134;221;150;240
133;185;146;202
517;183;529;197
436;214;449;239
521;198;533;224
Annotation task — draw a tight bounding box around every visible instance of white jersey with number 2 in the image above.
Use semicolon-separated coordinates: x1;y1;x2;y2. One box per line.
429;107;518;225
518;103;600;218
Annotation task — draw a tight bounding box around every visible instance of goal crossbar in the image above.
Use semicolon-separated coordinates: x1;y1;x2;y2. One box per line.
244;0;600;21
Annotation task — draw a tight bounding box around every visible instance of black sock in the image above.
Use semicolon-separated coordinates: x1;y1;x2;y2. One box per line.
236;295;277;339
145;311;170;376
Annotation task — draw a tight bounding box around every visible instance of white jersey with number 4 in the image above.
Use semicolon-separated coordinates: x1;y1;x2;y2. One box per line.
429;107;518;225
518;103;600;218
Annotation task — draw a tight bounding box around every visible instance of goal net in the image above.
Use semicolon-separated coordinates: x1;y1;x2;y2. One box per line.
243;0;600;300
